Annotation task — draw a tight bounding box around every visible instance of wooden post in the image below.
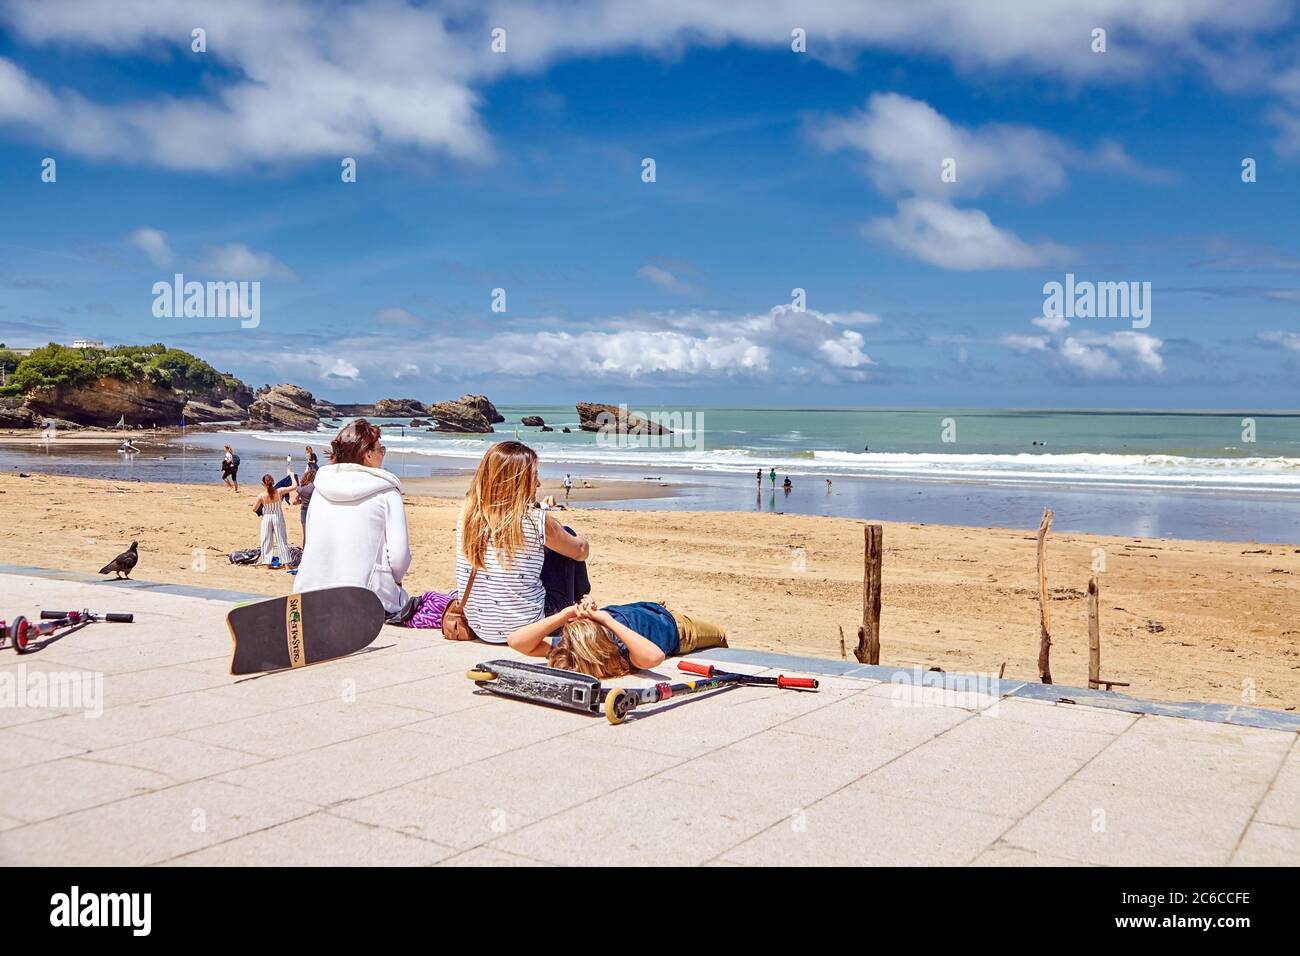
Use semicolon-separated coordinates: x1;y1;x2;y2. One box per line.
838;625;847;660
1088;575;1101;690
1036;508;1053;684
855;524;882;665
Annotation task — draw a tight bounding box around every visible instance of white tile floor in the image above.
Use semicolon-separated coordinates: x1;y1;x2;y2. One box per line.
0;572;1295;866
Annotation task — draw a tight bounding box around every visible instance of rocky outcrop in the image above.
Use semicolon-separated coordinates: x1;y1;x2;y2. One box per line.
373;398;428;418
0;397;39;428
540;425;553;432
247;384;320;431
410;418;428;427
457;395;504;424
562;426;571;433
24;378;190;428
521;415;545;427
183;398;250;423
427;397;494;433
576;402;672;435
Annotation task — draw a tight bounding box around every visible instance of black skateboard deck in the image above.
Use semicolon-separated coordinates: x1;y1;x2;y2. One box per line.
226;586;385;675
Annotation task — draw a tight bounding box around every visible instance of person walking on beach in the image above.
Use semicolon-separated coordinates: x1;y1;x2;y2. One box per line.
293;419;413;616
222;445;240;493
253;466;297;567
305;445;319;470
454;441;590;644
756;469;762;486
769;467;777;487
563;473;573;502
293;466;317;547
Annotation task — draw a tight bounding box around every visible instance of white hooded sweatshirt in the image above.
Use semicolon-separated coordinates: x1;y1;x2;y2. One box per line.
292;463;412;613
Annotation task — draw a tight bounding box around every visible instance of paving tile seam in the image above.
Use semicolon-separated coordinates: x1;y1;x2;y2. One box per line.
151;805;330;867
1226;733;1300;864
978;712;1244;866
696;707;987;866
469;683;879;863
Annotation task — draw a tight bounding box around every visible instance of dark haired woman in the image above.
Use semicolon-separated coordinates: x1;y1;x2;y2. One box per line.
253;465;297;566
292;419;412;614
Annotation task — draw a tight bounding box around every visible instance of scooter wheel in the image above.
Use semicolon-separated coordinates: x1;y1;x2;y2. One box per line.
466;668;498;683
603;687;635;725
11;616;31;654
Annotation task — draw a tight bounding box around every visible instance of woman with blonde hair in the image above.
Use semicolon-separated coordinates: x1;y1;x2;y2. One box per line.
454;440;590;643
508;597;728;679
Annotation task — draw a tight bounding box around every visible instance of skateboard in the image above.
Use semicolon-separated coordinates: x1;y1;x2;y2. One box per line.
226;586;384;675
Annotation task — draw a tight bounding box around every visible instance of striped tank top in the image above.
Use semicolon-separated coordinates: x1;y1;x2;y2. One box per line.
455;509;546;644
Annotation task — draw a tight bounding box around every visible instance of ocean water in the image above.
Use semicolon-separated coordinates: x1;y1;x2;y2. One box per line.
241;406;1300;494
8;408;1300;542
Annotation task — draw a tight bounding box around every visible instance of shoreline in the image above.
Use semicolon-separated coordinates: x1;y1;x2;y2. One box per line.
1;470;1296;712
4;430;1300;543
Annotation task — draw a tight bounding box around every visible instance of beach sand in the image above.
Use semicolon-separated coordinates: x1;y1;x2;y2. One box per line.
1;471;1296;712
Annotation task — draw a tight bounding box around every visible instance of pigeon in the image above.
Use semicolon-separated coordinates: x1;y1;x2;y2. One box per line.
99;541;138;579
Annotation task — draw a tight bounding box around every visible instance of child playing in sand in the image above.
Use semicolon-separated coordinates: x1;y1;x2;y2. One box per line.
507;597;727;678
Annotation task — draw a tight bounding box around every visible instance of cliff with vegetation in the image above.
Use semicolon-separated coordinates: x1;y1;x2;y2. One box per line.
0;343;252;427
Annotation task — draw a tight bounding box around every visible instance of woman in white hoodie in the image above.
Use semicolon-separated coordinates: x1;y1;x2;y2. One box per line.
293;419;412;615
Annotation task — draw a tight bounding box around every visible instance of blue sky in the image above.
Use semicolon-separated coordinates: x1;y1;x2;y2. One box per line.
1;0;1298;408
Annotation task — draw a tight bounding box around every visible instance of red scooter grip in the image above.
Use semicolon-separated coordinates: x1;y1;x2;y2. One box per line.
678;660;716;677
776;675;819;690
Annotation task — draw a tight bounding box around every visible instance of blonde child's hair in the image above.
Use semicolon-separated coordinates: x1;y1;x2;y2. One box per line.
548;617;631;679
460;441;539;570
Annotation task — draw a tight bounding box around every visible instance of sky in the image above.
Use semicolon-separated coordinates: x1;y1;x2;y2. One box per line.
0;0;1298;409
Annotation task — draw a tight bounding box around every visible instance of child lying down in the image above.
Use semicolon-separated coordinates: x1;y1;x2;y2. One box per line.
506;597;728;679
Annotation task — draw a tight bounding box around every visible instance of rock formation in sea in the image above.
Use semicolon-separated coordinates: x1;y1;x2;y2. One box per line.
457;394;504;424
575;402;671;435
247;384;320;431
521;415;545;426
426;396;495;433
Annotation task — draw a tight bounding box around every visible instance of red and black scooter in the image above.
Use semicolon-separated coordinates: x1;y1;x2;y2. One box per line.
1;609;133;654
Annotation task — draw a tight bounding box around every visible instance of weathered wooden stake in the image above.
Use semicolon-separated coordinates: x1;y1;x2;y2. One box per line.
1036;508;1054;684
854;524;883;665
1088;575;1101;690
838;625;847;660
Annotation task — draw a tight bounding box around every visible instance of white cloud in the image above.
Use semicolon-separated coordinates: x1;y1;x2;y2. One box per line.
816;93;1167;200
204;301;879;388
1032;314;1070;334
1058;336;1120;377
1002;316;1164;378
195;243;296;280
0;0;1289;172
637;263;695;295
865;198;1073;270
1260;330;1300;352
127;227;174;268
1002;334;1051;352
0;1;488;171
374;307;423;327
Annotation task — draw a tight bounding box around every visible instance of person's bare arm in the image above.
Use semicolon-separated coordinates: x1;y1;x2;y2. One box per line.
507;605;578;657
544;514;589;561
590;608;666;669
